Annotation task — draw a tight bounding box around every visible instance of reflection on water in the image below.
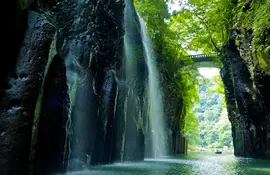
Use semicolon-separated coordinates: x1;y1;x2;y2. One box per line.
65;152;270;175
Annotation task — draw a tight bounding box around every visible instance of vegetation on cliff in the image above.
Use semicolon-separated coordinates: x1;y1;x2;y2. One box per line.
236;0;270;75
170;0;270;76
134;0;200;145
136;0;270;153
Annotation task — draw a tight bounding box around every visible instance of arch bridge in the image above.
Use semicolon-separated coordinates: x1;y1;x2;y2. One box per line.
183;53;221;68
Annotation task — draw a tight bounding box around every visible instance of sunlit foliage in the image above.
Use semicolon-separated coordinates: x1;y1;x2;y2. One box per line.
178;67;200;146
170;0;236;53
195;76;232;148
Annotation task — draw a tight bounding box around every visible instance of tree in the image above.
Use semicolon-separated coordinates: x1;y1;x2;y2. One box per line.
170;0;236;53
194;77;232;149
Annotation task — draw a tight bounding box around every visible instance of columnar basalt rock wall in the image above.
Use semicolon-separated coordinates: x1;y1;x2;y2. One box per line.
121;0;147;161
220;0;270;159
0;11;55;174
168;98;186;155
33;55;70;174
221;37;270;159
0;0;149;174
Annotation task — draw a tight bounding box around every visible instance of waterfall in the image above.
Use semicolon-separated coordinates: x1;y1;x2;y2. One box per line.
138;15;167;157
121;0;146;161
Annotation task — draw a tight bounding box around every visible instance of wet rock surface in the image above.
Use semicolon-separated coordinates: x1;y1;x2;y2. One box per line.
0;0;128;173
90;70;117;164
1;0;270;174
221;36;270;159
33;55;69;175
0;11;55;174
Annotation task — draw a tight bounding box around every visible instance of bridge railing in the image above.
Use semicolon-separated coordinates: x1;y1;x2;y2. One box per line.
177;53;221;67
186;53;219;59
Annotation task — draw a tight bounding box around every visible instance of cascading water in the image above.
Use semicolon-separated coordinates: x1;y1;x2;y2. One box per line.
65;1;100;169
65;0;166;169
138;15;167;157
120;0;146;161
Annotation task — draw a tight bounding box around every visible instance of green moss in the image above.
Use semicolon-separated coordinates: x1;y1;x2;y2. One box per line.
257;51;270;75
30;34;57;167
237;0;270;75
29;86;44;167
31;34;57;136
252;1;270;40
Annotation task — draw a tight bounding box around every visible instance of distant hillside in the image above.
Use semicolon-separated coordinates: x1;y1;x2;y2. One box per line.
194;79;233;149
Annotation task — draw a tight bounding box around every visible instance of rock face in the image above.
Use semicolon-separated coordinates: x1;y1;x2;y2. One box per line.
32;55;70;175
0;0;150;174
221;36;270;159
171;100;187;155
220;0;270;160
90;70;117;164
0;11;55;174
120;0;146;161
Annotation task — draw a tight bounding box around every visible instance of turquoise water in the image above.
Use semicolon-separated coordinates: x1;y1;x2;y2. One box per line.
66;152;270;175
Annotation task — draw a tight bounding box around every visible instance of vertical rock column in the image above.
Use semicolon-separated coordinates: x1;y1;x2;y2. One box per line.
90;71;117;164
221;38;267;158
113;0;146;162
221;49;245;156
236;29;270;158
88;0;125;165
33;55;70;175
35;0;125;168
111;84;127;162
0;11;55;174
254;73;270;158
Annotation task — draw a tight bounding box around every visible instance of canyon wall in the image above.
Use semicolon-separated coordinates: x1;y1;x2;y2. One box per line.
221;0;270;159
0;0;149;174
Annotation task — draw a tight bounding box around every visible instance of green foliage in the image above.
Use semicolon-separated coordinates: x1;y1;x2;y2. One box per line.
207;75;224;94
237;0;270;74
178;67;201;145
134;0;269;151
195;77;232;148
207;75;226;107
170;0;236;54
135;0;201;146
252;1;270;49
134;0;236;148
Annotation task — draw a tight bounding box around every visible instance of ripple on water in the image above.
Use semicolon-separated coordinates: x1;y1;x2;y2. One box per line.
64;153;270;175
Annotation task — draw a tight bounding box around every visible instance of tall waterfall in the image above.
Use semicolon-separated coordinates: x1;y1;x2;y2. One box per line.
138;16;167;157
121;0;146;161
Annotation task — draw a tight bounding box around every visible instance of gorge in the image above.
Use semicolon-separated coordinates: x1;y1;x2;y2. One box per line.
0;0;270;175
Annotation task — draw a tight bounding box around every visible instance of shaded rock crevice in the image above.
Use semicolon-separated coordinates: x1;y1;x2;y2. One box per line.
32;54;70;175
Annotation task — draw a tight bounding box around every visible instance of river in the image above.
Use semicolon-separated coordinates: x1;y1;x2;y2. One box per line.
66;152;270;175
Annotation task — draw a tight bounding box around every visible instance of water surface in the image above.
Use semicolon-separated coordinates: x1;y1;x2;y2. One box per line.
66;152;270;175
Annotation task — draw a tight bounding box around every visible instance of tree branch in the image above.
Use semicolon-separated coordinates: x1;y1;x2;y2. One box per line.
193;12;221;53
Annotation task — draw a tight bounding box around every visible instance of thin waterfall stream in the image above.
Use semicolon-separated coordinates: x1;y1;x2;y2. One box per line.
138;15;167;158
